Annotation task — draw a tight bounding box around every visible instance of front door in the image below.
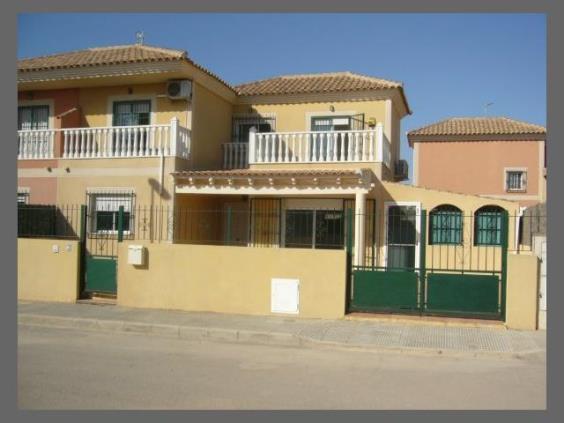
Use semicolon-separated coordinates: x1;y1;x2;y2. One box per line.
385;204;419;269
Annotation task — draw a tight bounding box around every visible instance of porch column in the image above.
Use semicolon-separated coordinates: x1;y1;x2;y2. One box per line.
354;191;366;266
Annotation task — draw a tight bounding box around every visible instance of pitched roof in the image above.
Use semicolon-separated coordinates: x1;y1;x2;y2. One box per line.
408;117;546;139
18;44;186;71
17;44;235;91
235;72;411;113
235;72;402;96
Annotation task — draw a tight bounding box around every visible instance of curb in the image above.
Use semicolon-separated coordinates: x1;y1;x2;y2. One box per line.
18;313;543;359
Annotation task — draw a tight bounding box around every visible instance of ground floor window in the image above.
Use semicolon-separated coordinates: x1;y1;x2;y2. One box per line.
87;191;134;234
17;188;30;204
429;204;463;245
474;206;504;246
284;209;344;249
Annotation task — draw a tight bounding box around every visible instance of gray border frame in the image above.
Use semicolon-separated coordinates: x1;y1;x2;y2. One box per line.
5;2;561;422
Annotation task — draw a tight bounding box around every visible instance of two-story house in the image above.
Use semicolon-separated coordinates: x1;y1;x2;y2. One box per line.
18;43;520;302
407;117;547;208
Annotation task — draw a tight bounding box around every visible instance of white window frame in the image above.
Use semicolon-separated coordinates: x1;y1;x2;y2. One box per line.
305;111;357;131
86;188;135;235
383;201;421;269
17;187;30;204
504;167;528;193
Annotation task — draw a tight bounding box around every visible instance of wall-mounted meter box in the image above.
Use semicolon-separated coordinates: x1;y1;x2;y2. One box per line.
128;245;145;266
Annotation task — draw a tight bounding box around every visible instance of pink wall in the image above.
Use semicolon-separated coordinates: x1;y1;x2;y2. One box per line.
18;177;57;205
18;89;81;204
416;139;544;206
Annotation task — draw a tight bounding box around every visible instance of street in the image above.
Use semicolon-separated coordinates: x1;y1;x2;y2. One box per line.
18;324;546;409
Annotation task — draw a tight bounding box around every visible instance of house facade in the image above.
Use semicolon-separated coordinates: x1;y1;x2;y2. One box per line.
407;117;547;208
18;43;529;323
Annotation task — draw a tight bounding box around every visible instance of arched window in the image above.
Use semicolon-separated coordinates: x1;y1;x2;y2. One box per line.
474;205;505;246
429;205;463;245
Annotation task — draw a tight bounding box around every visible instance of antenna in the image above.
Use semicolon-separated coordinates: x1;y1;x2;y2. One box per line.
484;102;494;115
135;31;145;45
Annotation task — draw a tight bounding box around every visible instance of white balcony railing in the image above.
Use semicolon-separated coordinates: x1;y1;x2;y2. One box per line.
248;124;389;167
222;142;248;169
17;118;190;160
17;129;56;159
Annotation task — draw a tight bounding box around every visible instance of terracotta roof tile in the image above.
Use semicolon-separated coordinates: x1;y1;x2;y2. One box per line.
408;117;546;138
17;44;236;92
234;72;402;96
18;44;186;71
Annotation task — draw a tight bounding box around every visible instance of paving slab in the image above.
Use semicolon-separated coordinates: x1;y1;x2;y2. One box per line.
17;301;545;357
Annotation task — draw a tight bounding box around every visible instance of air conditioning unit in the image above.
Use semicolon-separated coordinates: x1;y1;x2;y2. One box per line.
394;160;409;181
166;79;192;100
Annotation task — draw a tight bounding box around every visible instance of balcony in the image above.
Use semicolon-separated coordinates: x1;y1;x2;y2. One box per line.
222;124;391;170
17;118;190;160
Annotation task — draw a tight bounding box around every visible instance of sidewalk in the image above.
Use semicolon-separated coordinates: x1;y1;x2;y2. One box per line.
17;301;545;357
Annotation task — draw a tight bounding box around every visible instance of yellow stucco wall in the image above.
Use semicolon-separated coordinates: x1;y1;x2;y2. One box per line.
234;100;386;132
117;243;347;319
191;82;233;170
18;238;80;303
78;83;190;128
367;182;520;269
42;157;178;205
506;253;539;330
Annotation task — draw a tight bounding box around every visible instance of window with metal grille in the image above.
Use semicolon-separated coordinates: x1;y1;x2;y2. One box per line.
474;206;504;246
87;192;134;234
232;115;275;143
506;170;527;192
18;105;49;130
17;192;30;204
429;205;463;245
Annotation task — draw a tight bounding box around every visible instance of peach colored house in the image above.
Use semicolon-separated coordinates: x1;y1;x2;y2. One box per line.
407;117;546;208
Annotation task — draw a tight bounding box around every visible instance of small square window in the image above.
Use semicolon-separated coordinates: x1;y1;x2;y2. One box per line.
88;192;134;234
17;190;30;204
506;170;527;192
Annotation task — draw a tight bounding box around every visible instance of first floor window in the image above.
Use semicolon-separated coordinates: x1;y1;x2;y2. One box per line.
112;100;151;126
474;206;504;246
232;115;275;143
506;170;527;192
18;105;49;130
429;205;463;245
88;193;134;233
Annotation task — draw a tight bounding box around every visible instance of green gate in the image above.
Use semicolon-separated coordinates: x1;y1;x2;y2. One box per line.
80;205;126;296
347;208;509;320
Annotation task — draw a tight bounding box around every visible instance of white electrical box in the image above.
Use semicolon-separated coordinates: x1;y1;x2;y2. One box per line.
128;245;145;266
271;278;299;314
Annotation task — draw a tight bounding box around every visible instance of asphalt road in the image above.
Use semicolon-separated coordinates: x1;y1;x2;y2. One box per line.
17;324;546;410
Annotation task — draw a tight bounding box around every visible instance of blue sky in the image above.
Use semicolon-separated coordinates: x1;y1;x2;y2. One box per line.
18;14;546;177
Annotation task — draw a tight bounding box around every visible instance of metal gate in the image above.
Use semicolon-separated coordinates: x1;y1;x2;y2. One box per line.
81;204;126;296
347;207;509;320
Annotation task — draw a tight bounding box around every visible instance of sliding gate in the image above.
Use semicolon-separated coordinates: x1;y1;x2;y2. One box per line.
348;207;509;320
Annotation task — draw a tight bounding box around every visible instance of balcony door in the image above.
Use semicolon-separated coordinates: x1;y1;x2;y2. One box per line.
18;105;49;130
309;114;365;161
112;100;151;155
